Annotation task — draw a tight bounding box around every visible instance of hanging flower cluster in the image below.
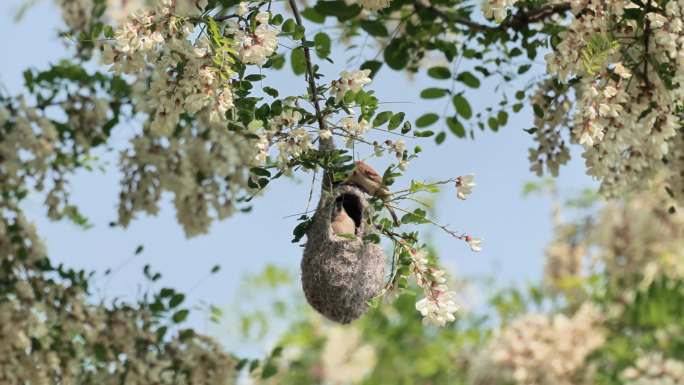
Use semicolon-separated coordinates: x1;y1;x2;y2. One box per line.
482;0;519;22
0;207;237;385
100;1;283;235
343;0;392;11
528;80;573;177
321;326;377;384
540;0;684;201
330;69;372;103
489;303;605;385
620;352;684;385
233;10;278;65
409;248;459;326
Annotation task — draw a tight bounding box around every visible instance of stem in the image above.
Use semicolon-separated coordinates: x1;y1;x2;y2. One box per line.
417;2;571;34
287;0;335;191
643;0;651;91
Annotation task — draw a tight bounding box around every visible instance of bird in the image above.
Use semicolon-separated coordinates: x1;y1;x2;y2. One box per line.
345;160;400;226
331;199;356;237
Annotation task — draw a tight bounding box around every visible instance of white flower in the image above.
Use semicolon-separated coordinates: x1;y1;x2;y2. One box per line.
359;0;392;10
236;24;278;65
236;2;249;16
416;291;459;326
466;236;483;252
322;326;377;384
456;174;475;200
255;11;270;24
319;129;333;140
331;69;372;103
482;0;519;22
613;62;632;78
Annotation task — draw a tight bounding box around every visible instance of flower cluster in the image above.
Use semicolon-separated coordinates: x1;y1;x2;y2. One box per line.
409;248;459;326
0;100;58;201
544;1;684;203
0;208;237;385
330;69;372;103
102;1;273;236
321;326;377;384
343;0;392;11
621;352;684;385
233;11;278;65
55;0;92;34
103;2;236;134
591;184;684;285
489;303;605;385
482;0;519;22
528;80;572;177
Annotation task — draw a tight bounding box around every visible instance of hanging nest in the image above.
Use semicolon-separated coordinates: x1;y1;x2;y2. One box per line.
301;184;386;324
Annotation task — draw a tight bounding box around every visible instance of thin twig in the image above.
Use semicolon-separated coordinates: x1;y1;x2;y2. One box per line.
287;0;335;192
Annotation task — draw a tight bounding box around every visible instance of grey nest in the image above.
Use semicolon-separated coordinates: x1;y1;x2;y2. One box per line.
301;184;386;324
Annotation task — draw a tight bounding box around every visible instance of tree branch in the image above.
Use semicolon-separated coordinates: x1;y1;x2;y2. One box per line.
287;0;335;191
418;2;571;34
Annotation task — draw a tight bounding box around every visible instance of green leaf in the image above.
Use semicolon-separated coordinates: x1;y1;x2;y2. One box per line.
498;110;509;126
169;293;185;308
400;208;430;224
447;117;465;137
360;20;388;37
420;88;447;99
401;121;412;134
281;19;296;34
388;112;405;130
517;64;532;74
314;1;361;21
301;7;325;23
533;104;545;118
452;94;472;119
263;86;278;98
384;39;409;70
270;14;283;25
457;71;481;88
427;66;451;80
488;116;500;131
290;47;306;75
373;111;393;127
435;131;446;144
414;130;434;137
172;309;189;323
313;32;331;58
360;60;382;78
261;362;278;379
416;113;439;128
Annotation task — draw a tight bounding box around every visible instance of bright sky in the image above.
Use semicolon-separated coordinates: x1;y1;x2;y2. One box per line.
0;0;597;356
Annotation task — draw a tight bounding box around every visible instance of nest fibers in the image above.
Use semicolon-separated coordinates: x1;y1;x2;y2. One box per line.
301;184;386;324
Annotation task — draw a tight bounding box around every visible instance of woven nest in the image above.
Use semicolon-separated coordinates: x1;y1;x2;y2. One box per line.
301;184;386;324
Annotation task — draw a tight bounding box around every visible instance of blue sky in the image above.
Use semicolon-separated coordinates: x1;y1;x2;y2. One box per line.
1;0;597;355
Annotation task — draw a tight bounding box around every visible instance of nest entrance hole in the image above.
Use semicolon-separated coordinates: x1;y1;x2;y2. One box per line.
334;193;363;229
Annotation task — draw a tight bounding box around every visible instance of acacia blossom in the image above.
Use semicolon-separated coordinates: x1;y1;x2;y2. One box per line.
330;69;372;103
409;248;459;326
321;326;377;384
0;208;237;385
343;0;392;11
233;12;278;65
482;0;519;22
102;0;262;236
621;352;684;385
490;303;605;385
543;0;684;204
456;174;476;200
